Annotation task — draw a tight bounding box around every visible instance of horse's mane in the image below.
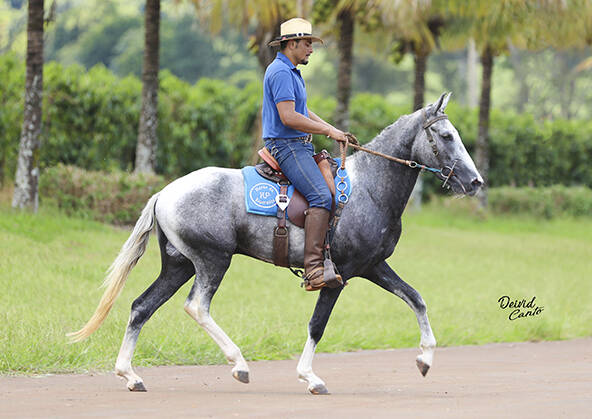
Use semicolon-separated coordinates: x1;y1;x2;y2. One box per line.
360;112;416;151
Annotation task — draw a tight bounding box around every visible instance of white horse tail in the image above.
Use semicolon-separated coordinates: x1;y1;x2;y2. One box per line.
68;193;160;342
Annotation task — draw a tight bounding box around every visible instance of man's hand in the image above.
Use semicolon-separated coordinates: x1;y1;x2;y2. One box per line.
345;132;359;145
327;127;359;146
326;126;347;143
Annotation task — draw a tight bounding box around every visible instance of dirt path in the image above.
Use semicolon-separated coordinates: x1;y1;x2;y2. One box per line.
1;339;591;418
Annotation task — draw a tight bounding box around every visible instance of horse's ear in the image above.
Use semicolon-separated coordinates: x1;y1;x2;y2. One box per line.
432;92;451;114
440;92;452;112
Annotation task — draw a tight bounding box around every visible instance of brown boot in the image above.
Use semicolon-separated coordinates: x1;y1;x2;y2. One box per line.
303;207;342;291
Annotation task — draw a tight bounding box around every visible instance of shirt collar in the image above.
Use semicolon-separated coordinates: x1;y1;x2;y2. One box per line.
277;52;296;70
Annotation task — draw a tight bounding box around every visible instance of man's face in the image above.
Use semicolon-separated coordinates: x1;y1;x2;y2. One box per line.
292;39;313;65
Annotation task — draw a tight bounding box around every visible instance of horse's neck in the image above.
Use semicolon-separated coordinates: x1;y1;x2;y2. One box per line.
349;114;422;221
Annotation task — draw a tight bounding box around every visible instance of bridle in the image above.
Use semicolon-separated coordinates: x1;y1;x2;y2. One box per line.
421;109;459;190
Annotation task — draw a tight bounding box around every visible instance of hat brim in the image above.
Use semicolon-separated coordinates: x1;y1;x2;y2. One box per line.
268;35;323;47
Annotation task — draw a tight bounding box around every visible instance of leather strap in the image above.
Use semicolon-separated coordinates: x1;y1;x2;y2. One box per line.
273;182;290;267
313;149;330;164
421;110;448;157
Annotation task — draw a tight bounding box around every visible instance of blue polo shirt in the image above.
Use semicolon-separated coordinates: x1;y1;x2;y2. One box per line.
262;52;309;139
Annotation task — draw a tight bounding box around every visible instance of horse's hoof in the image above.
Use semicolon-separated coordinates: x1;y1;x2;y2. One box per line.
416;358;430;377
232;370;250;384
128;381;147;392
309;384;329;395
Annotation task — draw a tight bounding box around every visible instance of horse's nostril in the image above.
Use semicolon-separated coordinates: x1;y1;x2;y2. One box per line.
472;178;483;186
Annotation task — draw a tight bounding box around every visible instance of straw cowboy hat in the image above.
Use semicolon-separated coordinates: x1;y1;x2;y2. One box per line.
268;18;324;47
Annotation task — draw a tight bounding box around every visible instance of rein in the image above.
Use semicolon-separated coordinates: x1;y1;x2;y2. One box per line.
338;138;441;173
337;112;456;188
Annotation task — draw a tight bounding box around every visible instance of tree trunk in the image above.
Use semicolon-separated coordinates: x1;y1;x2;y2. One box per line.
466;38;478;108
12;0;44;211
296;0;304;17
249;16;284;165
508;44;529;113
413;49;428;112
135;0;160;173
410;47;429;211
254;18;282;70
476;46;494;208
333;8;354;155
248;107;264;165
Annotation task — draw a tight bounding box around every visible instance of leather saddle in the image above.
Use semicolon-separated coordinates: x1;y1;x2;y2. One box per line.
255;147;338;228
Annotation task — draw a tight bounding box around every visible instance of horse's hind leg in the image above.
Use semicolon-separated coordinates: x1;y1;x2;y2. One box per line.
183;255;250;384
364;261;436;377
297;286;343;394
115;242;195;391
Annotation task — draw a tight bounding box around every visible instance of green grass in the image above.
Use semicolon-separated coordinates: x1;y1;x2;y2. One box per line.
1;200;591;375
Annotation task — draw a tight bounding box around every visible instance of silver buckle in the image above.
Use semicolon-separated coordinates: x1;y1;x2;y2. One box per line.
275;193;290;211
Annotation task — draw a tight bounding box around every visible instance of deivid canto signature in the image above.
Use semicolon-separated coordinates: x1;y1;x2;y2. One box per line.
498;296;544;321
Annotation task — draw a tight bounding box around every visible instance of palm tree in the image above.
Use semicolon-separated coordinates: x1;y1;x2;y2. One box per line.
312;0;373;153
373;0;444;209
451;0;534;207
135;0;160;174
191;0;293;70
542;0;592;113
190;0;294;163
378;0;444;111
12;0;44;211
334;6;354;135
466;0;570;206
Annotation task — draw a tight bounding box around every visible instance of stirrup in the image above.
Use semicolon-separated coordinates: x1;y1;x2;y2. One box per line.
302;265;343;292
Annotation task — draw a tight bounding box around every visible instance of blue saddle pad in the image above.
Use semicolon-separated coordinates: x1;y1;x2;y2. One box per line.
242;158;352;218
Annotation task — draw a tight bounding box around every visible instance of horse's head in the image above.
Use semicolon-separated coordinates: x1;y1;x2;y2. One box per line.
411;92;483;196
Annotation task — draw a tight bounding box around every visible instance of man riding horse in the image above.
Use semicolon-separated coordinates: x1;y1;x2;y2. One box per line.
69;17;484;393
263;18;356;291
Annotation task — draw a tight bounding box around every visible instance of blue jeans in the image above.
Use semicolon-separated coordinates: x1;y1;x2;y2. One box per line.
264;138;333;211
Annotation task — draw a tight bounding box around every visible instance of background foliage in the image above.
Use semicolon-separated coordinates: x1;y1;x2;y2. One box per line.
3;0;592;120
39;164;167;224
2;53;591;192
39;164;592;224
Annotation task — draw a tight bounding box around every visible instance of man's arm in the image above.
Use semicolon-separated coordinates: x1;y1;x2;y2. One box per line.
277;101;346;142
307;108;331;129
309;107;358;145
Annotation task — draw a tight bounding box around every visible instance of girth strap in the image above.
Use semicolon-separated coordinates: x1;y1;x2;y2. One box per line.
273;182;290;267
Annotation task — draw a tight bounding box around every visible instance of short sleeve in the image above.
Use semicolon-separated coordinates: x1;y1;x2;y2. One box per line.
269;70;295;104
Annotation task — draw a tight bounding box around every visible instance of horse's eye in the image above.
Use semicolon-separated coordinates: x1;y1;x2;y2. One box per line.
442;133;453;141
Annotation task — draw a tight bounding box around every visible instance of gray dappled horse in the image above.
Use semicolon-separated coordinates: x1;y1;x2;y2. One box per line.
70;93;483;394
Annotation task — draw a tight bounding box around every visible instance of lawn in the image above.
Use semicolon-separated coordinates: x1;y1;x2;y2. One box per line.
1;200;591;374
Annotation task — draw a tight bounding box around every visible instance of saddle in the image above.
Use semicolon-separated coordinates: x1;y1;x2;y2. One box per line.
255;147;339;269
255;147;338;228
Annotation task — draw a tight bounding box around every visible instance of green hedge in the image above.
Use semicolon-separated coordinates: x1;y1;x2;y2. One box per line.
39;164;167;224
489;185;592;218
0;54;259;180
40;164;592;225
39;166;591;225
2;54;592;190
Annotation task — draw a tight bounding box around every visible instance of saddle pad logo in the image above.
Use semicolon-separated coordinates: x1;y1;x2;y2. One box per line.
249;183;278;208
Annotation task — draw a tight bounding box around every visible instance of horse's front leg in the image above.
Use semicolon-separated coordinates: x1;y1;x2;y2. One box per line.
363;261;436;376
297;286;343;394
